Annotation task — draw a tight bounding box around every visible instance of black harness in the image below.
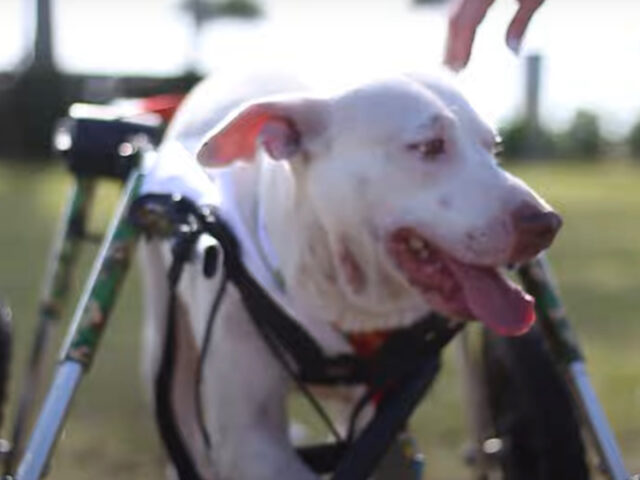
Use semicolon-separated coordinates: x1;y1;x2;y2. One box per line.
131;194;463;480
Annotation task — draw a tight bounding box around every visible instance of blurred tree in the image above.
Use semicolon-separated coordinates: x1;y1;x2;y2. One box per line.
627;119;640;159
0;0;202;157
560;110;603;159
500;110;607;161
0;0;67;156
499;117;557;160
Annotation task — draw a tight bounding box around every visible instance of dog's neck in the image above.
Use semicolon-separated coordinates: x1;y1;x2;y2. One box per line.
256;156;428;332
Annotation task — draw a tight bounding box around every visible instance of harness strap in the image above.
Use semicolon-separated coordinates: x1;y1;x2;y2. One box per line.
205;214;460;387
154;233;205;480
205;215;368;384
134;193;463;480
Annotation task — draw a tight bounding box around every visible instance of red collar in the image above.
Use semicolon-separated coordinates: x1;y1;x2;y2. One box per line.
347;330;392;357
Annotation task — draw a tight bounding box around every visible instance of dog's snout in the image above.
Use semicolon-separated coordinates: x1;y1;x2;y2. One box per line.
513;207;563;237
510;203;563;262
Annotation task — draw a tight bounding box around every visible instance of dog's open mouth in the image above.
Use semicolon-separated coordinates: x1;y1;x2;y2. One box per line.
387;228;535;336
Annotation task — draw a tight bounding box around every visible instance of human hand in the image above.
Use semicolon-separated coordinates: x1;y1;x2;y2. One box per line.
444;0;545;71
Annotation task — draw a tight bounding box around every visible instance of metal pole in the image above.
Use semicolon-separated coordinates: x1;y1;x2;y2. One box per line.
568;362;629;480
525;54;541;132
32;0;54;70
5;179;95;475
15;170;142;480
14;362;82;480
455;330;492;480
519;255;629;480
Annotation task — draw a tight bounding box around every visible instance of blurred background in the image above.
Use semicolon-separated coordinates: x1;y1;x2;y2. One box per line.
1;0;640;478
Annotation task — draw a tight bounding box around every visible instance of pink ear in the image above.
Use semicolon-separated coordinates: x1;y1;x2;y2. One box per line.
197;98;327;167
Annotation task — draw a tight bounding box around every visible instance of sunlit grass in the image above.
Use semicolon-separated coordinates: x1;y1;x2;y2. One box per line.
1;158;640;479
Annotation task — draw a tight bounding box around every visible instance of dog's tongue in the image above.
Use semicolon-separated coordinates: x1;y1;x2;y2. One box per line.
445;258;536;336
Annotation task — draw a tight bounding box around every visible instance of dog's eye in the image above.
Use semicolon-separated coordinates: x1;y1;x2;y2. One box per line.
408;138;445;159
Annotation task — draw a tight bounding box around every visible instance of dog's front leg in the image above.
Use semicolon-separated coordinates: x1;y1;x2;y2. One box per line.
204;286;317;480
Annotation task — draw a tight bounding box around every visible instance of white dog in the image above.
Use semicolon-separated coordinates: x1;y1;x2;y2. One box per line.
139;70;562;480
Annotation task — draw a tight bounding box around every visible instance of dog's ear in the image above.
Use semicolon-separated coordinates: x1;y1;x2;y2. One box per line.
197;97;329;167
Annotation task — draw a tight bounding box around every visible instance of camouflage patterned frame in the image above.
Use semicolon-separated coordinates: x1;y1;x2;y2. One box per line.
6;178;96;474
518;256;584;366
60;170;143;366
14;167;143;480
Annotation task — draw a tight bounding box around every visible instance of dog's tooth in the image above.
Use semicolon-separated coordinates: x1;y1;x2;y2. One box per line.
408;236;425;252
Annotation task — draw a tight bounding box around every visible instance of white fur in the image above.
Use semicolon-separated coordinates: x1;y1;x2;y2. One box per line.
140;70;554;479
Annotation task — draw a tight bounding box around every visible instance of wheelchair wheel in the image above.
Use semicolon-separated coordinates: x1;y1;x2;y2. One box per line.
482;324;590;480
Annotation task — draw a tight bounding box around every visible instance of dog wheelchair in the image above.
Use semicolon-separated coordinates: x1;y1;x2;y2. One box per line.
0;97;635;480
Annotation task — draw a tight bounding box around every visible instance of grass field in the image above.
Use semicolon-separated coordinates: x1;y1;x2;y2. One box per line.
1;159;640;479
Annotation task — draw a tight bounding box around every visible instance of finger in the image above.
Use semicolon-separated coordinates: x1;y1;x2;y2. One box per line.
444;25;476;72
506;0;544;53
444;0;495;71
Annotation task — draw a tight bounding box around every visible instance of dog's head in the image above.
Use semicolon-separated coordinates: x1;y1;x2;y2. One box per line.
197;75;561;336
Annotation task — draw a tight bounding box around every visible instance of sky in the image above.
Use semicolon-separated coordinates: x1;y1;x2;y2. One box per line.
1;0;639;136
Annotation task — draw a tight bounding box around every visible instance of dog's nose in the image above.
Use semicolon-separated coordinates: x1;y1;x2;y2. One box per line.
510;203;563;262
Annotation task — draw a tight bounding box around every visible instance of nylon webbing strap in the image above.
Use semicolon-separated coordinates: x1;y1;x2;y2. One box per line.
205;215;459;386
154;237;204;480
139;194;462;480
205;216;368;384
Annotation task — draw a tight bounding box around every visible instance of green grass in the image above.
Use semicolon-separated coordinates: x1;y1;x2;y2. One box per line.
1;159;640;479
